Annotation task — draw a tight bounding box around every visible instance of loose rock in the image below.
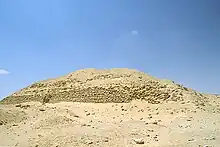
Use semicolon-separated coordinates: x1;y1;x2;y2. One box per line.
133;138;144;144
39;108;45;111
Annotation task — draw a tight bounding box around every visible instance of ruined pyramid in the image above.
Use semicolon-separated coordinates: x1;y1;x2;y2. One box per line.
1;68;207;105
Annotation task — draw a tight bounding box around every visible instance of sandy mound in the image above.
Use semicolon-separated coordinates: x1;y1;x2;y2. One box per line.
0;105;27;125
1;68;206;105
1;68;220;147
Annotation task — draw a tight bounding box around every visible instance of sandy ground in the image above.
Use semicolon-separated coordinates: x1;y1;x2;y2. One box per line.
0;100;220;147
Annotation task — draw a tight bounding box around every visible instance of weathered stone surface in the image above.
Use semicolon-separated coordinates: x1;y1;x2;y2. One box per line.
0;68;205;105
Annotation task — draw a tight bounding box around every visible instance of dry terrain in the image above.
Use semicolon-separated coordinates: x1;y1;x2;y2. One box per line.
0;68;220;147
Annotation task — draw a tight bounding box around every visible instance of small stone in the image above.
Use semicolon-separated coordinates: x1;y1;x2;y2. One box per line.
203;137;216;140
140;118;143;120
86;140;93;145
188;138;194;141
0;120;4;125
178;125;183;128
73;114;79;118
152;121;158;125
81;124;87;127
39;108;45;111
86;112;91;116
103;137;109;142
148;129;154;132
38;134;43;137
133;138;144;144
21;104;30;109
15;104;22;107
170;112;174;114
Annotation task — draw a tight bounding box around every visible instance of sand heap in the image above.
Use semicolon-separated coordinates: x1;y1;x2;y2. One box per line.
1;68;205;104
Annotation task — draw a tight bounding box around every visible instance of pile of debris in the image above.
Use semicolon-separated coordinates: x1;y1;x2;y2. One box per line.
0;68;205;104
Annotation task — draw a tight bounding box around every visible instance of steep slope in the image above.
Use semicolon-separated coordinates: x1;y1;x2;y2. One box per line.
0;68;207;105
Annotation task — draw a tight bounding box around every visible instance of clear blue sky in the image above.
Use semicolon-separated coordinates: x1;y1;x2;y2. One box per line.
0;0;220;98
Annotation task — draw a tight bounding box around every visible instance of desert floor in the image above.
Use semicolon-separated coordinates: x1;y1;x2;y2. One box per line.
0;100;220;147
